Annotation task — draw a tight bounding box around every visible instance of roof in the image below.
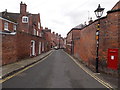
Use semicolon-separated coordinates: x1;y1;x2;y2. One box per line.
1;11;20;23
67;16;107;36
67;28;81;36
107;9;120;14
67;23;88;36
111;1;120;10
73;24;85;29
0;17;17;24
0;11;20;23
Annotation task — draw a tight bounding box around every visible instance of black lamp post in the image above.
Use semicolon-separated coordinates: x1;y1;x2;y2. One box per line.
94;4;104;73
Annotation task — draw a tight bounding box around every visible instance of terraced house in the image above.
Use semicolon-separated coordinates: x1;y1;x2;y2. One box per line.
0;2;51;65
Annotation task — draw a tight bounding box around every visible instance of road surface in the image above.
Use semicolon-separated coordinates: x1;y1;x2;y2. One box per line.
3;50;108;89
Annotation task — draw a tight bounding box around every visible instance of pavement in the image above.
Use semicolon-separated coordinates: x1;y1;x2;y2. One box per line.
74;59;119;89
0;50;53;79
70;54;118;89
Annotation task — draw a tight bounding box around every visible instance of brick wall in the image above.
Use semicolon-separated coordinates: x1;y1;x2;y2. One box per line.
119;9;120;73
0;19;2;31
66;29;81;55
73;10;119;75
2;34;17;65
0;18;2;65
0;18;16;32
2;31;45;65
0;34;2;66
16;31;45;60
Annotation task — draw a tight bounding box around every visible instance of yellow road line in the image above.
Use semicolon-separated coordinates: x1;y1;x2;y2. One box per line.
65;52;114;90
0;52;53;83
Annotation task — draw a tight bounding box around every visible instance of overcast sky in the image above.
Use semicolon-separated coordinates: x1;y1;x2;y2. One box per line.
0;0;119;37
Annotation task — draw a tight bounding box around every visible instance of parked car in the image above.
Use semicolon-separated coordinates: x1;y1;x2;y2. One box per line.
54;46;58;50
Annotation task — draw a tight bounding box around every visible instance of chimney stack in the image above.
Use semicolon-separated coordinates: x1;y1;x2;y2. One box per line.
45;27;48;30
59;34;61;37
41;26;43;30
53;32;54;33
56;33;58;36
20;1;27;15
88;17;93;24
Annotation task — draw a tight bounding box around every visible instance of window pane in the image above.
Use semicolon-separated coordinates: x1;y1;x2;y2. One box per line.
4;22;8;30
22;16;28;23
13;25;16;31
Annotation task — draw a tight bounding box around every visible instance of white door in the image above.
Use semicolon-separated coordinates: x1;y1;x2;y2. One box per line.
30;40;35;56
39;42;41;54
42;42;44;52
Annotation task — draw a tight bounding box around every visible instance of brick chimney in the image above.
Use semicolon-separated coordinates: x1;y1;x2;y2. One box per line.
52;32;55;35
20;1;27;15
41;26;43;30
56;33;58;36
88;17;93;24
58;34;61;36
45;27;48;30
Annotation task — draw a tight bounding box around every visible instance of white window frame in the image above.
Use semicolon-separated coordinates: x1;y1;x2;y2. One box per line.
13;25;16;31
34;29;36;35
4;22;9;31
22;16;28;23
38;22;40;29
39;32;42;37
37;31;39;36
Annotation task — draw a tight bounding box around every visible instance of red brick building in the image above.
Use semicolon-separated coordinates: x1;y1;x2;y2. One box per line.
0;2;48;65
0;14;17;34
66;1;120;76
66;27;82;55
0;2;65;65
41;27;52;52
51;32;64;49
1;2;42;36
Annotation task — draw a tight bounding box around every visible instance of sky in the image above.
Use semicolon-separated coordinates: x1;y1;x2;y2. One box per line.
0;0;119;37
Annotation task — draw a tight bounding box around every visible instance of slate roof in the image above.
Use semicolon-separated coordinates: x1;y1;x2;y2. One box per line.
0;11;19;23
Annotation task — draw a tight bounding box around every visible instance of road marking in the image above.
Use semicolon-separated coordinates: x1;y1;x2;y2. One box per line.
65;52;114;90
0;52;53;83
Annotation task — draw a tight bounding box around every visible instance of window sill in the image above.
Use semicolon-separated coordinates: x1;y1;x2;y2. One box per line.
4;29;9;31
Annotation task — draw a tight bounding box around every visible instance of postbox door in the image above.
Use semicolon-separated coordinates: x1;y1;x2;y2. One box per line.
108;49;118;70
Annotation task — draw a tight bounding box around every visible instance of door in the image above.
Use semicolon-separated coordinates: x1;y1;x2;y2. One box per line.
39;42;41;54
30;40;35;56
42;42;44;52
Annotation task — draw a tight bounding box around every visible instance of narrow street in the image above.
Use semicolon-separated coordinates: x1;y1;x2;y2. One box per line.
2;49;109;89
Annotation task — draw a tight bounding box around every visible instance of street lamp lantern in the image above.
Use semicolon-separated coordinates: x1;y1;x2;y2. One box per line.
94;4;105;19
94;4;104;73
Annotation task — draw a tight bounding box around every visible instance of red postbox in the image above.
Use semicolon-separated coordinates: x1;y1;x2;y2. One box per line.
107;49;118;70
